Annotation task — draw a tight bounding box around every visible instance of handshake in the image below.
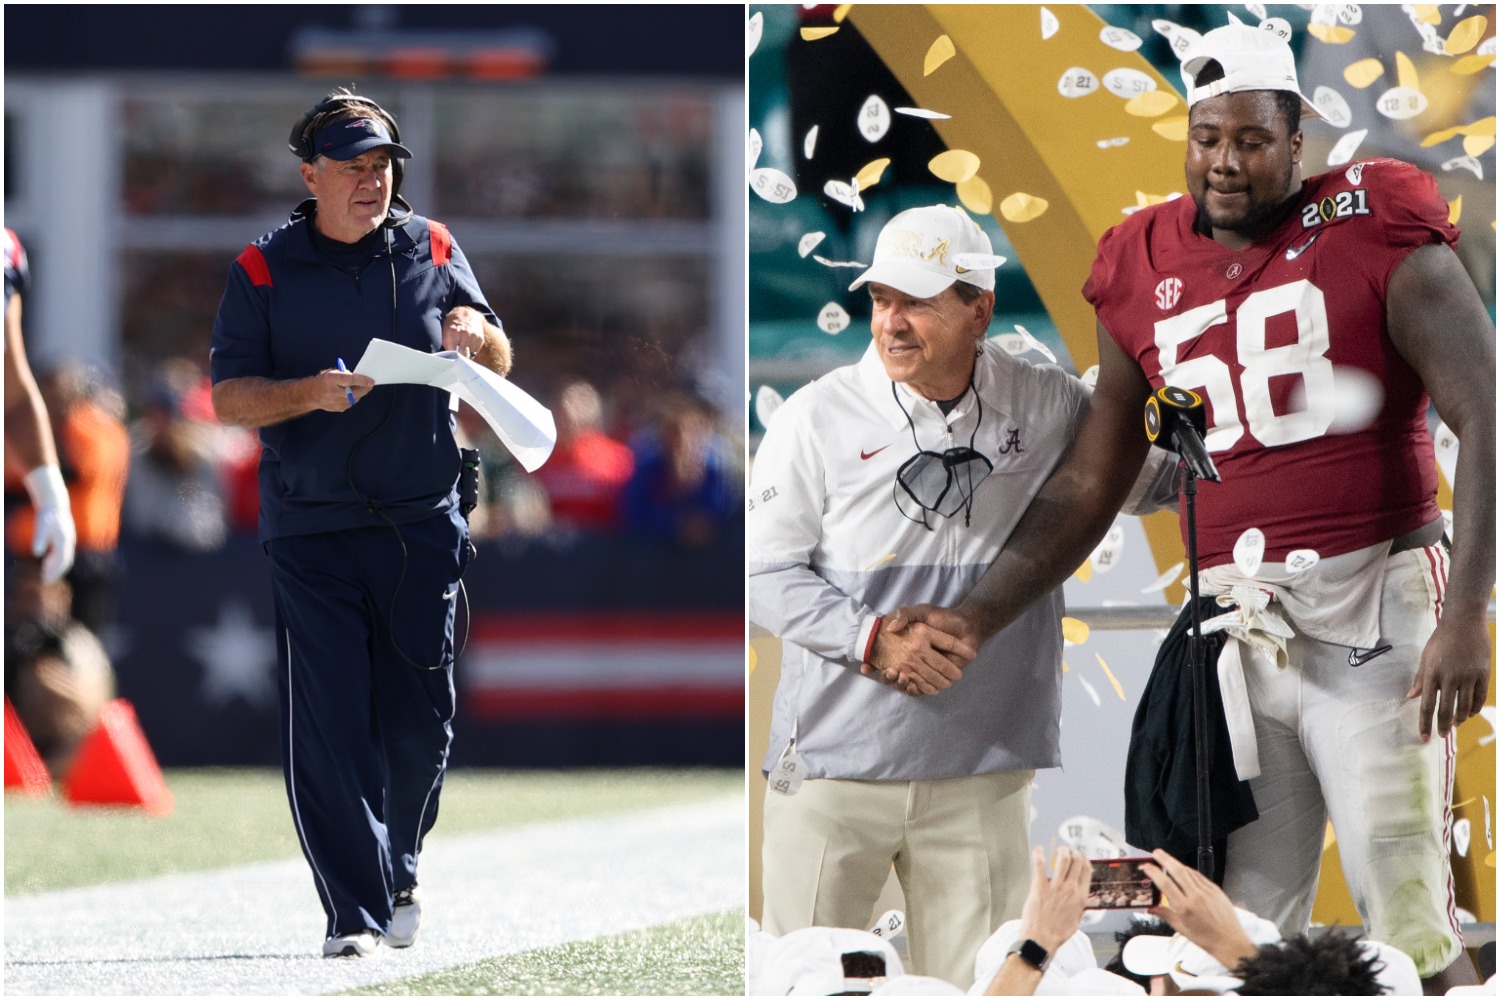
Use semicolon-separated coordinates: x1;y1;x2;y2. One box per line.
861;605;984;696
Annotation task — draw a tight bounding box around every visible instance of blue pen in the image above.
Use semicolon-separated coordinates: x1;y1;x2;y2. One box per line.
336;358;356;407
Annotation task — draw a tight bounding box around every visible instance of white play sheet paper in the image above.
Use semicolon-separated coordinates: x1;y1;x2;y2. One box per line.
352;339;556;472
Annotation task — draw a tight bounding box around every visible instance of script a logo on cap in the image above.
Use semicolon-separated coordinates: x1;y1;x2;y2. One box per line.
1155;276;1183;311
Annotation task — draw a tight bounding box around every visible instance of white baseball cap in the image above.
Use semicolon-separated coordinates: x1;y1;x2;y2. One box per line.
849;205;1003;299
752;926;905;996
1180;17;1326;121
1121;906;1281;993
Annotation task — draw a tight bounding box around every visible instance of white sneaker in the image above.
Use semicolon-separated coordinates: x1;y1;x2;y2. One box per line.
323;928;381;958
387;885;421;948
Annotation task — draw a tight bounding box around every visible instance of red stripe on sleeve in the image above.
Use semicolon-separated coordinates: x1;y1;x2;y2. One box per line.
429;221;452;266
235;245;272;287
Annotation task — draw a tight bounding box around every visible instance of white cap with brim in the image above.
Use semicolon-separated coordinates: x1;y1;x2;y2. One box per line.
1360;940;1421;996
1121;906;1281;994
1181;18;1326;122
850;204;1003;299
752;926;905;996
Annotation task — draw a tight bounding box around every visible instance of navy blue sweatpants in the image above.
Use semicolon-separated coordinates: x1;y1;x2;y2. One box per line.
267;506;469;939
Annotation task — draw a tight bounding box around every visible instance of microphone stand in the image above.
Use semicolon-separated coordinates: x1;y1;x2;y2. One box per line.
1182;461;1214;878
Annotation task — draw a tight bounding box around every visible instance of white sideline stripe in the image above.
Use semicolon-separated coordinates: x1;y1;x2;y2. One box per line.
464;644;743;685
3;797;743;996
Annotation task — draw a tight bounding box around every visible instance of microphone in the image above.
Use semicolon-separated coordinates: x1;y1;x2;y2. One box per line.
1144;386;1220;482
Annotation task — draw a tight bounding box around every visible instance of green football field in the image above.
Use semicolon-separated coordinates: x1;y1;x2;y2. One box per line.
5;767;746;996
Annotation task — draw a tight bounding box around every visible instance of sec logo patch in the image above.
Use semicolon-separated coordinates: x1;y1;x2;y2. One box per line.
1154;276;1183;311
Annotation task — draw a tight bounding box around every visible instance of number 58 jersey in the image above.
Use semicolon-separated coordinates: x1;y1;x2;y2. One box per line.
1084;159;1456;570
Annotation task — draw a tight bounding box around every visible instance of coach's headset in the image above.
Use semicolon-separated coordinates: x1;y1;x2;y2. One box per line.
287;92;413;225
290;92;477;670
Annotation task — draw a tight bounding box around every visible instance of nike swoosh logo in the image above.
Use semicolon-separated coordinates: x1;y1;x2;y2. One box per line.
860;445;891;461
1348;643;1392;667
1285;229;1321;260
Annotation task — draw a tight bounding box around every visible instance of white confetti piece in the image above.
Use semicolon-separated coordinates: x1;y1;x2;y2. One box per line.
1479;708;1497;748
1152;19;1201;58
1442;155;1484;179
750;167;797;204
811;253;865;268
1317;365;1384;434
1077;674;1102;707
1313;86;1353;128
1234;528;1266;576
1015;324;1057;363
822;180;863;211
747;128;762;172
1101;25;1143;50
1455;818;1471;857
1260;17;1293;42
797;232;826;258
1481;37;1496;57
1103;67;1157;99
992;333;1029;357
747;11;764;58
1434;420;1459;459
1058;67;1100;98
1090;525;1126;574
894;106;951;120
1142;562;1186;594
755;385;784;427
1310;3;1339;26
1245;3;1268;20
1337;3;1362;25
1441;508;1454;542
803;125;819;160
1376;86;1428;120
1058;815;1130;858
816;302;851;334
1327;128;1368;165
1485;796;1492;847
1286;549;1321;573
858;94;891;142
1041;6;1059;40
952;252;1007;271
1081;365;1100;389
1097;136;1131;148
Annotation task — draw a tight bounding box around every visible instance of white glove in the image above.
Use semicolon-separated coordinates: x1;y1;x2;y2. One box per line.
24;464;76;583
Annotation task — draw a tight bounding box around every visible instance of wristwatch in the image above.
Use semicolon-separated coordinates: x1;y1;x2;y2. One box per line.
1005;937;1050;971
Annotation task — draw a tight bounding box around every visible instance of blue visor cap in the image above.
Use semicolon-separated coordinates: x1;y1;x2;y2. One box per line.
312;117;414;161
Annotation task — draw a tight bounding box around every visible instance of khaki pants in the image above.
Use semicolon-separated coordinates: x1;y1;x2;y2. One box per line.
761;770;1033;987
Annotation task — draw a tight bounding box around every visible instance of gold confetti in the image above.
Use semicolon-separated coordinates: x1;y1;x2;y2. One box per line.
1000;191;1049;222
1095;653;1126;701
1423;124;1466;146
801;26;839;41
1151;116;1190;141
1395;51;1420;90
1307;23;1355;44
1487;850;1495;869
956;175;993;214
1455;797;1477;809
1073;560;1094;584
929;149;982;183
1411;4;1441;25
1125;90;1180;116
1446;15;1487;55
854;158;891;191
748;644;758;675
925;34;956;76
1448;195;1462;226
1464;134;1496;157
1324;820;1337;851
1453;54;1496;75
863;553;897;571
833;3;853;23
1062;617;1090;645
1061;660;1070;674
1471;117;1497;137
1344;58;1385;88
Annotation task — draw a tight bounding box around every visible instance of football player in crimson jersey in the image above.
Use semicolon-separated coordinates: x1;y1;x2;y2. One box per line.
889;19;1491;992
